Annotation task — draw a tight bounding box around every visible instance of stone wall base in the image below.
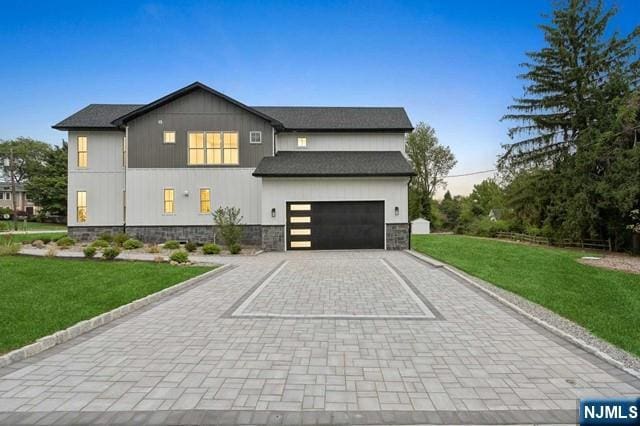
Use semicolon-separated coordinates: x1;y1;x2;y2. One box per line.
386;223;410;250
68;226;126;242
261;225;285;251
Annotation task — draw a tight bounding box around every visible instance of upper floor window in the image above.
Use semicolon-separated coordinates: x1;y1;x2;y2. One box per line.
163;188;175;214
77;136;88;167
188;131;239;165
77;191;87;223
199;188;211;214
163;131;176;144
249;131;262;144
297;137;307;148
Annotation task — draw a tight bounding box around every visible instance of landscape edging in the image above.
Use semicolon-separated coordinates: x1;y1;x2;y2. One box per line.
405;249;640;381
0;263;233;368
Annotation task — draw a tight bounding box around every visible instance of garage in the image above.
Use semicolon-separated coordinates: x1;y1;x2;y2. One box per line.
287;201;385;250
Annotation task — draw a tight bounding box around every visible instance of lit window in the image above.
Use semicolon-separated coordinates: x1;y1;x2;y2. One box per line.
164;131;176;144
188;133;205;165
163;188;175;214
77;191;87;223
249;131;262;144
77;136;88;167
200;188;211;214
291;241;311;248
290;216;311;223
188;131;239;165
290;229;311;236
290;204;311;211
297;137;307;148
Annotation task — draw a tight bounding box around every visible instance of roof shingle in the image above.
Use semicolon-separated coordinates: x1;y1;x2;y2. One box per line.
253;151;415;177
52;104;143;129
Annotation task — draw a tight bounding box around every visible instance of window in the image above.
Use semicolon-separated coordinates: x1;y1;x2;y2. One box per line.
199;188;211;214
290;216;311;223
249;131;262;144
163;188;175;214
188;131;239;165
77;191;87;223
291;241;311;248
290;204;311;211
297;137;307;148
164;131;176;144
77;136;88;167
5;192;10;200
290;228;311;236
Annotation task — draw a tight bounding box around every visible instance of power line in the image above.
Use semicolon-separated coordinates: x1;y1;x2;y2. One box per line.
445;169;496;178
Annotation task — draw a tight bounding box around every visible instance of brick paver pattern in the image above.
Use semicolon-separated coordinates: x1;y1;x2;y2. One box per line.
0;251;637;415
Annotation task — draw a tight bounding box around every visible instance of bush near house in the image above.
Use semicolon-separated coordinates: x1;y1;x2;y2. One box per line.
83;246;97;258
184;242;197;252
102;247;121;260
90;239;110;248
230;243;241;254
163;240;180;250
169;250;189;264
202;243;221;255
112;232;129;247
55;236;75;248
122;239;144;250
213;206;243;252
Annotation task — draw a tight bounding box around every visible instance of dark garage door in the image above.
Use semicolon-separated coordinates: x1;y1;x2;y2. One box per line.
287;201;384;250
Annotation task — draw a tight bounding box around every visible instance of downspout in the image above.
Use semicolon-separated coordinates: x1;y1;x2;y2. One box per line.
408;176;412;250
123;125;128;233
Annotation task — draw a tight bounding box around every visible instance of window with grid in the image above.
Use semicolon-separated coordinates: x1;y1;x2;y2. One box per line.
163;188;175;214
77;136;88;167
77;191;87;223
188;131;239;165
199;189;211;214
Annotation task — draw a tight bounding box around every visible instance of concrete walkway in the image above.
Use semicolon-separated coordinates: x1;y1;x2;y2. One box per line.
0;251;638;425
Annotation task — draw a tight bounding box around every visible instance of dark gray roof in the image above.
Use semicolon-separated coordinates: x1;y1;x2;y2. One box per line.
253;151;415;177
253;106;413;131
52;104;143;130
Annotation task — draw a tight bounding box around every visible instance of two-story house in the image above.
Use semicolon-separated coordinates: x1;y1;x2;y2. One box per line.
53;82;414;251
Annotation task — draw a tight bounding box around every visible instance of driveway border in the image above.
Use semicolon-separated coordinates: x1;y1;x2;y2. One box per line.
0;264;235;369
404;249;640;384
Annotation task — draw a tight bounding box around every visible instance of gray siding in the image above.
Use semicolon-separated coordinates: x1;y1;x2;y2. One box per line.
127;89;274;168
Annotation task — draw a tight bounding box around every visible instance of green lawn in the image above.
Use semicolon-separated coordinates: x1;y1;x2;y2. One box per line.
0;256;212;354
2;232;67;244
412;234;640;357
1;221;67;232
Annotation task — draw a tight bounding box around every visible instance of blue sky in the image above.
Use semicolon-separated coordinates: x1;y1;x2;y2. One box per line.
1;0;638;194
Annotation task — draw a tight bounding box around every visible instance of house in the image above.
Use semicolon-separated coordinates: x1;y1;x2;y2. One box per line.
53;82;415;251
0;182;39;217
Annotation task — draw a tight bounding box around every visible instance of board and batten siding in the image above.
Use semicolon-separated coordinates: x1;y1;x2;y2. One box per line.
127;89;274;168
260;177;409;225
67;131;125;226
276;132;406;152
125;168;261;226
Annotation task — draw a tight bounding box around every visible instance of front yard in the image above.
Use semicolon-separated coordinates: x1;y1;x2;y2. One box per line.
412;234;640;357
0;256;212;354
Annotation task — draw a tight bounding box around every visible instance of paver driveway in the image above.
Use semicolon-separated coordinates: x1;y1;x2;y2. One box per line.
0;251;638;425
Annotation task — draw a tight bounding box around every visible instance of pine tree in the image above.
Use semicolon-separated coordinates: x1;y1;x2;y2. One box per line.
500;0;639;168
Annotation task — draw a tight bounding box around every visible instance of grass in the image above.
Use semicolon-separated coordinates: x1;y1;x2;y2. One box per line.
412;234;640;357
1;232;67;244
0;256;213;354
0;221;67;232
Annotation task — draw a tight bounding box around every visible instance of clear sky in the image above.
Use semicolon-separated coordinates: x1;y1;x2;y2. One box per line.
1;0;638;195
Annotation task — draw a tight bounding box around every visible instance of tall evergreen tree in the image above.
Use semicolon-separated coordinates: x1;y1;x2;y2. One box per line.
500;0;639;168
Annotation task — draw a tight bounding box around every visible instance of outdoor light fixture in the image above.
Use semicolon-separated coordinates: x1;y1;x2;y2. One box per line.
271;208;276;218
183;190;189;197
157;119;163;125
395;206;400;216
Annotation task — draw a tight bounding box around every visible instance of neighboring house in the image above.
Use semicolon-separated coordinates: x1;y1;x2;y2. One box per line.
488;208;503;222
0;182;39;217
53;82;415;250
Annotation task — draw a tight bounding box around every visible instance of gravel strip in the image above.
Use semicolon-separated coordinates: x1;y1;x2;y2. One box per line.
406;250;640;376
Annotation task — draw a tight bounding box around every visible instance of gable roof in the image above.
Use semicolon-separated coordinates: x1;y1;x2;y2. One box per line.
111;82;282;127
52;104;143;130
253;106;413;132
253;151;415;177
53;82;413;132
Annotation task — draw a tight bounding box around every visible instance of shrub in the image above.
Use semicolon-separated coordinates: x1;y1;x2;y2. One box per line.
0;236;19;256
213;206;243;251
56;236;75;248
51;234;67;242
41;237;52;244
113;232;129;247
184;241;197;252
202;243;221;255
83;246;97;258
90;239;110;248
145;244;160;253
468;218;509;238
31;240;45;248
98;232;113;243
229;243;242;255
169;250;189;264
163;240;180;250
102;246;121;260
123;238;144;250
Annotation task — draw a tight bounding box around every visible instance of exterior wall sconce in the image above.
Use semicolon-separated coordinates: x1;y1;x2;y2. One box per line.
183;190;189;197
271;208;276;218
395;206;399;216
